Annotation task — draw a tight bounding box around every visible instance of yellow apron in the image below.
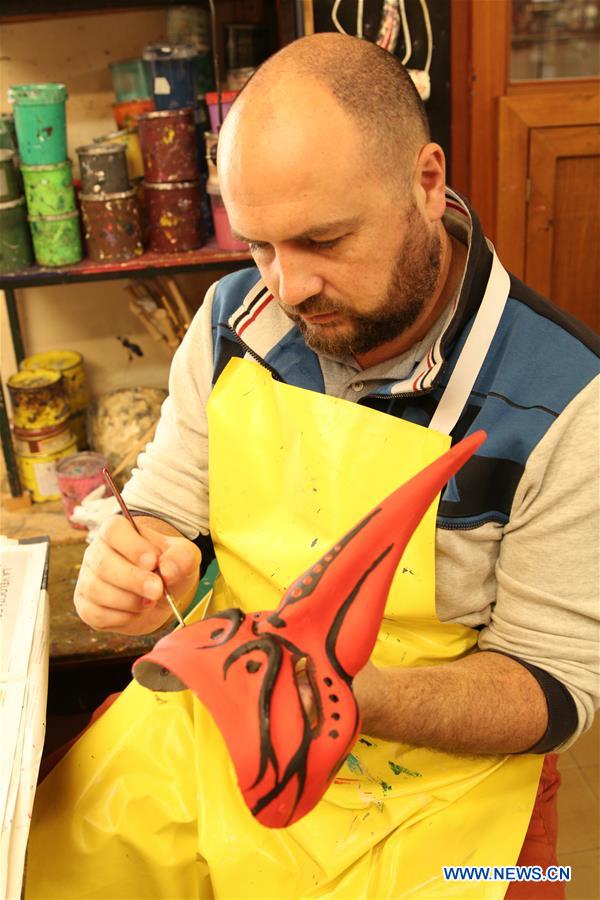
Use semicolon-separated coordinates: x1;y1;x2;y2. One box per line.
26;251;542;899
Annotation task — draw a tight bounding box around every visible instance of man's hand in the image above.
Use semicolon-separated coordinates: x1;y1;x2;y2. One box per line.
74;515;201;635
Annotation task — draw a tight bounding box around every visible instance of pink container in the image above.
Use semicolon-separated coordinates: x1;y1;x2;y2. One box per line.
55;451;107;528
205;90;238;132
208;188;247;251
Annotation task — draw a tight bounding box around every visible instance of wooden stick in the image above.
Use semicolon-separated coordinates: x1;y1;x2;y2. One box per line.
152;308;180;350
128;299;165;345
143;278;182;337
111;421;158;479
163;276;192;328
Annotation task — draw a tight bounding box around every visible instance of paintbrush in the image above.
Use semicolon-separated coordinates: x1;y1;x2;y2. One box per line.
102;467;186;628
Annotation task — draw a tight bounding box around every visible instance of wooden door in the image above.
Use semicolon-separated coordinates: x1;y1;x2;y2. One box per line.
496;91;600;331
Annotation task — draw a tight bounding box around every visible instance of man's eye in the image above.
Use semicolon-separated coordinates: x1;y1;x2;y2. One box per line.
308;237;342;250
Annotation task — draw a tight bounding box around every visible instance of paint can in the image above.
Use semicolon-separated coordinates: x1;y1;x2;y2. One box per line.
144;180;203;252
20;349;89;414
143;43;198;111
0;149;20;202
77;142;130;195
0;197;33;272
28;210;83;266
16;433;78;502
206;183;247;251
138;108;198;182
113;97;154;130
80;189;144;262
92;128;144;181
109;58;153;103
55;451;108;527
21;159;76;216
204;90;238;132
13;420;74;456
8;83;68;165
7;368;70;430
166;6;211;52
204;131;218;191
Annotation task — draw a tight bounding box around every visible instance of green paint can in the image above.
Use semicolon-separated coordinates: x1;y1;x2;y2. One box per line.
0;196;33;272
28;210;82;267
0;149;20;202
21;159;76;216
8;83;68;165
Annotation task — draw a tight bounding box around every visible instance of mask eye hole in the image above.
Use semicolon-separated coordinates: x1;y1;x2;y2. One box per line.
294;657;321;731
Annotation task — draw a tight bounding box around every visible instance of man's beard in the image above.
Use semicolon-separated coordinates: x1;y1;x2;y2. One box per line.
280;206;442;357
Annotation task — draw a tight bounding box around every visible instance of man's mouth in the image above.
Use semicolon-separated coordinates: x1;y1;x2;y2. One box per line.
301;312;339;324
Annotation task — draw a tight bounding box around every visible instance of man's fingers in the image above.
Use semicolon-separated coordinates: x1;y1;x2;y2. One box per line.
97;515;159;569
83;538;164;601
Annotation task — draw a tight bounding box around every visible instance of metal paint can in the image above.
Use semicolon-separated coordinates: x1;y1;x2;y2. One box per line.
28;210;83;266
16;433;78;502
113;97;154;130
13;420;74;455
138;108;198;182
20;349;89;413
144;180;203;252
109;58;153;103
21;158;76;216
92;128;144;181
80;189;143;262
55;451;107;527
76;142;130;195
8;83;68;165
0;196;33;272
0;149;20;202
143;43;198;111
7;368;70;430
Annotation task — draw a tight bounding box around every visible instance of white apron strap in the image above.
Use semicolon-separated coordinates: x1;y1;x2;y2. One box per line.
429;247;510;436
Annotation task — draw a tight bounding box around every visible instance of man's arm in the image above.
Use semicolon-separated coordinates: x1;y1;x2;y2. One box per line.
353;651;547;754
354;378;600;755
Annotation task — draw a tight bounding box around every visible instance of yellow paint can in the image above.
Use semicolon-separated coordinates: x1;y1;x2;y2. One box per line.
16;433;77;501
20;349;88;413
8;368;70;430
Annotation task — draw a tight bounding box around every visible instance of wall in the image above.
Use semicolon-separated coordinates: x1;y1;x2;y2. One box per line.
0;9;228;399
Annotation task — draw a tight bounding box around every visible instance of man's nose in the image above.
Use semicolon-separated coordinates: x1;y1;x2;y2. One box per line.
274;248;324;307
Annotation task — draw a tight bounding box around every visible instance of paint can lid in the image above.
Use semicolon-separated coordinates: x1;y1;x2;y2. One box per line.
143;42;198;60
20;158;72;173
8;83;68;105
20;349;83;374
76;142;127;157
137;107;195;121
8;368;63;390
27;210;80;222
143;179;200;191
55;451;107;478
80;188;137;201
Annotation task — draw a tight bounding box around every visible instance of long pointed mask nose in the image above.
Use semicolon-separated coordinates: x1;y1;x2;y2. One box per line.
133;430;486;827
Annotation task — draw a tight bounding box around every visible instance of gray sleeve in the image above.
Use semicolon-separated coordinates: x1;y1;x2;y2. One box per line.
121;280;218;540
478;375;600;749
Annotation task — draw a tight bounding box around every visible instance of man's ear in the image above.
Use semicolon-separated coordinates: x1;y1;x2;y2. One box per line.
414;143;446;223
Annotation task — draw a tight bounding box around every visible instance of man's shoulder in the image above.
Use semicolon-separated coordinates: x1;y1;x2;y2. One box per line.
211;266;263;323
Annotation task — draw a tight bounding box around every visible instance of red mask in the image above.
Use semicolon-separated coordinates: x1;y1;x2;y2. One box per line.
133;430;485;827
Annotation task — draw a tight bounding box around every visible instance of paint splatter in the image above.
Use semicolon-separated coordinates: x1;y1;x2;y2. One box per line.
388;761;422;778
346;753;363;775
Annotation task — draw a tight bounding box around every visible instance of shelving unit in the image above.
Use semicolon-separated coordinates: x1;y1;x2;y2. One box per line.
0;242;252;496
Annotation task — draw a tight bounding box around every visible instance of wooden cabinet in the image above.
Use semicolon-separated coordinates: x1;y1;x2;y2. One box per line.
496;91;599;332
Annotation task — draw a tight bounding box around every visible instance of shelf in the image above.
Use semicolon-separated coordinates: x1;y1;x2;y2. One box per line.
0;240;253;289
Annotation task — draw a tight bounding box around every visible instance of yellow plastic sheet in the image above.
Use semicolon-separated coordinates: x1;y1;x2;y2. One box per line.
26;359;542;899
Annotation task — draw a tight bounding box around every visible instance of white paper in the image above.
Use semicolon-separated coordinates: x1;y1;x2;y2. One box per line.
0;538;49;900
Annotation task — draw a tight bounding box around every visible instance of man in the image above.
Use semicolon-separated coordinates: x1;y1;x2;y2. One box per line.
73;33;598;896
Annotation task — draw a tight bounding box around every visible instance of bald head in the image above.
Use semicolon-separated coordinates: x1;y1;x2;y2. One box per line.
221;33;430;194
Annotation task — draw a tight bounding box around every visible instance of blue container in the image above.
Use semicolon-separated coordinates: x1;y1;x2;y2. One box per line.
143;43;198;111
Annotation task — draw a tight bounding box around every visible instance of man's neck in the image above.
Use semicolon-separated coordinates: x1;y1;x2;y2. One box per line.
355;229;467;370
